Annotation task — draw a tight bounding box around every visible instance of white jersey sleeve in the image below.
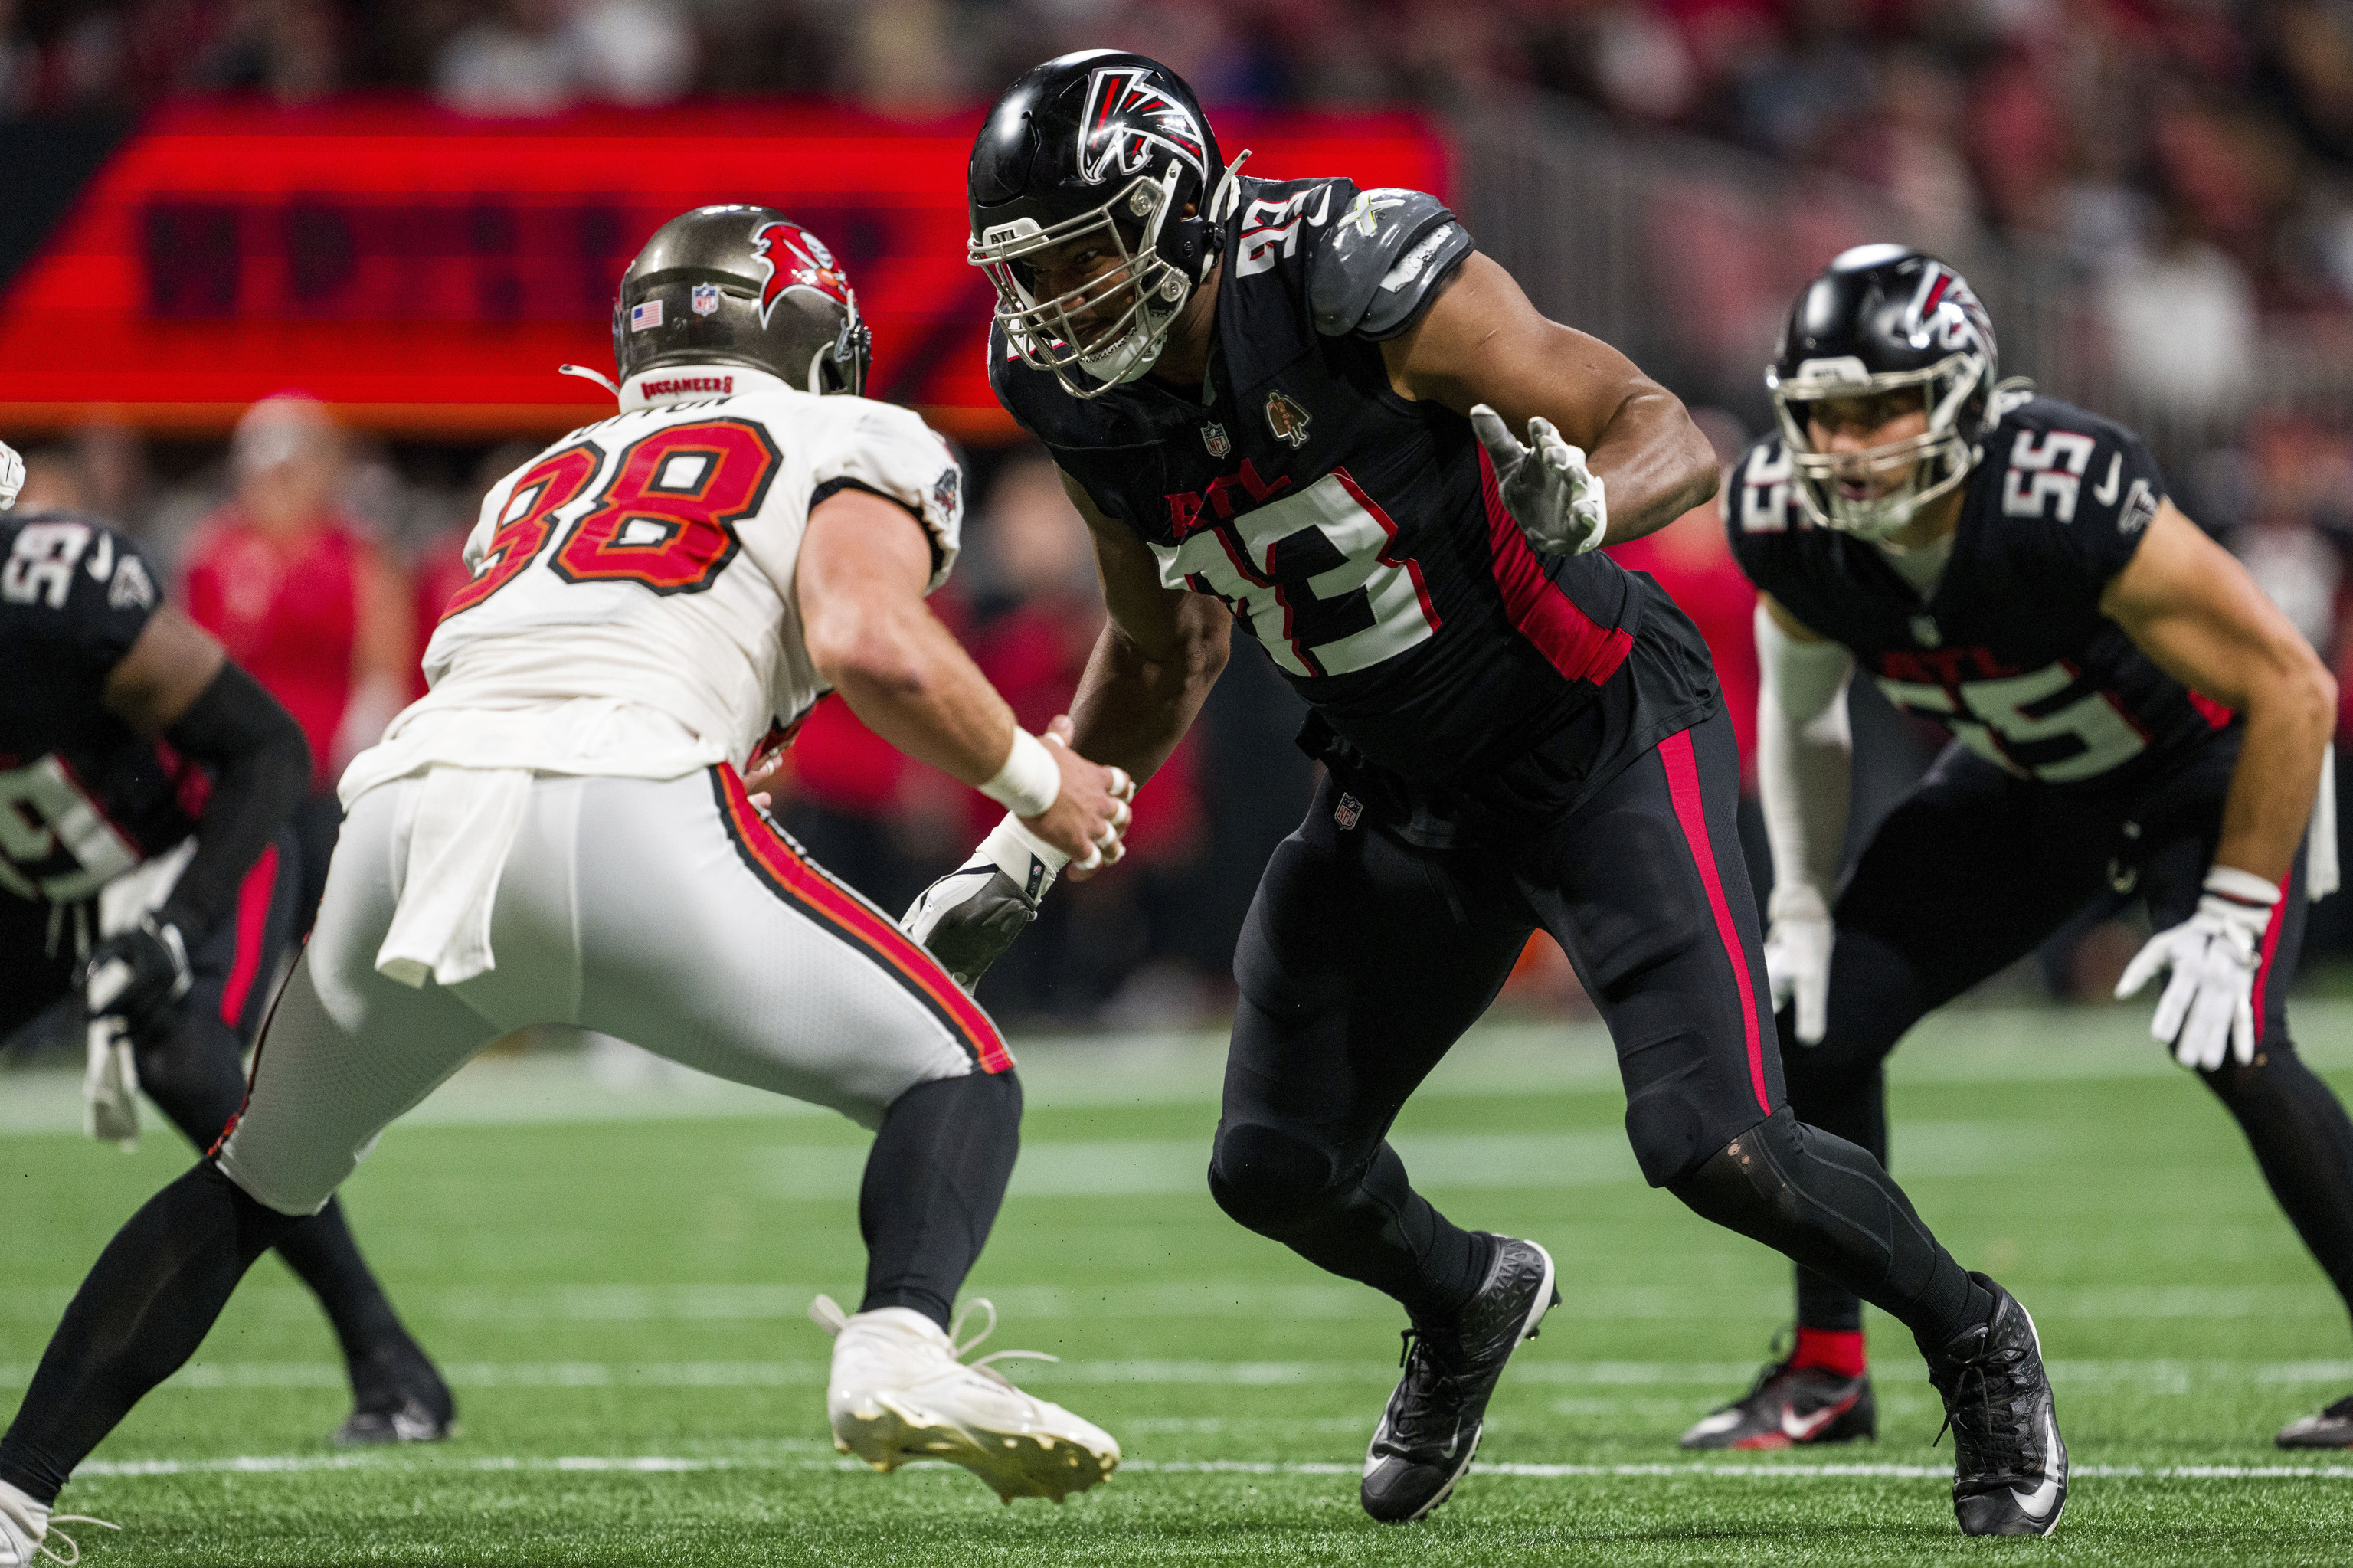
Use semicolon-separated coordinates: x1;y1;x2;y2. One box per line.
807;401;965;592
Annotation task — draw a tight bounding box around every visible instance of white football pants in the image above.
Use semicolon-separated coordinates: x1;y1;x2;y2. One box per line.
214;765;1011;1216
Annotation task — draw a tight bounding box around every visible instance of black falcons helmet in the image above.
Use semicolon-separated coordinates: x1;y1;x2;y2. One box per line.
612;205;871;396
1766;244;2001;538
968;51;1235;397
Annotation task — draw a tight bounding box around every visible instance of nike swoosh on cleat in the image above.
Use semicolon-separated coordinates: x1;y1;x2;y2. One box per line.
1779;1399;1847;1441
2008;1413;2063;1519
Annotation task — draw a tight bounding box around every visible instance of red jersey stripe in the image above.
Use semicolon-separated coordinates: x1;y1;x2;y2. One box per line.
1478;445;1635;688
218;842;280;1029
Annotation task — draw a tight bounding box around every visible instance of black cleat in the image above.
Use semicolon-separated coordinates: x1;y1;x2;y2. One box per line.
1360;1235;1558;1524
1922;1275;2066;1537
1680;1347;1875;1449
2277;1392;2353;1449
334;1333;457;1446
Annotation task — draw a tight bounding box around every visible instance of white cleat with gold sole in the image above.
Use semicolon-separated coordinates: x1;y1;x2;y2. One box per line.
810;1295;1119;1504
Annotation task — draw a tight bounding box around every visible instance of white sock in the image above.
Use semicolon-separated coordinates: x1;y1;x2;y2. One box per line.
0;1478;47;1535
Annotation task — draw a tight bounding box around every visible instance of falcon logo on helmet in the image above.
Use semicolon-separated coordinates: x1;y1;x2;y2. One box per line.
752;220;855;328
1077;65;1207;186
1902;262;1993;358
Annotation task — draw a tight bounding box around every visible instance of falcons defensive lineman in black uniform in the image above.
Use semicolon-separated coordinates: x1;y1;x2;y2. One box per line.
1681;245;2353;1454
906;52;2066;1535
0;453;453;1458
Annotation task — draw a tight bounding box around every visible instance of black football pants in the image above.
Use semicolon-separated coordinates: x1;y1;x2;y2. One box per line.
1788;738;2353;1335
1212;706;1988;1346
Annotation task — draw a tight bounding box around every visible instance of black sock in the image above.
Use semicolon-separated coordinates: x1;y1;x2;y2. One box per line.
0;1163;298;1504
857;1072;1023;1331
1209;1129;1491;1324
136;1014;414;1381
1670;1108;1993;1352
2204;1039;2353;1325
271;1200;412;1381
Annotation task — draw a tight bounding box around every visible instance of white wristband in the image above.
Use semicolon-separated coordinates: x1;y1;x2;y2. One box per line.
980;728;1061;818
2203;864;2281;908
978;813;1070;902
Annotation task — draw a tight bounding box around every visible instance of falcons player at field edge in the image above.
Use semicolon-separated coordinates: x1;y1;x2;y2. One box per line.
911;50;2066;1536
1684;244;2353;1458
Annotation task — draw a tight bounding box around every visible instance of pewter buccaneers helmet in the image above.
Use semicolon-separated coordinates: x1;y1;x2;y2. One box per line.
967;50;1239;397
1767;244;2001;538
612;205;871;395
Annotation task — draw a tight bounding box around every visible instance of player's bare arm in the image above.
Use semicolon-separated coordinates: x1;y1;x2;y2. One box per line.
1379;251;1718;546
1060;469;1232;783
796;485;1132;871
100;604;225;734
2101;499;2337;887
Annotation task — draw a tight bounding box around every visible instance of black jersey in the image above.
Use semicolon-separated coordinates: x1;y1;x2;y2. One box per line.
990;175;1711;794
0;511;199;905
1729;394;2223;791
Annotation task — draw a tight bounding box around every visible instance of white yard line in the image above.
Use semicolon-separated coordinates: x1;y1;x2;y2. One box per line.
67;1452;2353;1483
11;1357;2348;1393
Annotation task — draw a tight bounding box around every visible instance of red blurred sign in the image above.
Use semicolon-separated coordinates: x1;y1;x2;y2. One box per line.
0;99;1450;443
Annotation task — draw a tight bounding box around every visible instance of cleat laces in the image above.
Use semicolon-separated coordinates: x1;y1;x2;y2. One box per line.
810;1295;1058;1386
31;1515;119;1567
1930;1339;2034;1473
1385;1327;1473;1447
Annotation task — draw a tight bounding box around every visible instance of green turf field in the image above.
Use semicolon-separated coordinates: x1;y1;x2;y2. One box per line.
8;1001;2353;1565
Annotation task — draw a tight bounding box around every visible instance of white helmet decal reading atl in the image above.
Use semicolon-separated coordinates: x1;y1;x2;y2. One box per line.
1903;261;1993;358
1077;65;1206;186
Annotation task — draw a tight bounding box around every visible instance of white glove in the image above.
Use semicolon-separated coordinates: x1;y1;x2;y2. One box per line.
902;815;1070;992
83;1014;140;1150
2115;866;2279;1072
1469;404;1606;557
0;440;22;510
1764;883;1833;1045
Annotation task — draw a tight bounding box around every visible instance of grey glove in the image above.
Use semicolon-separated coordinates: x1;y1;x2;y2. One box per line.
902;817;1065;990
1468;403;1607;556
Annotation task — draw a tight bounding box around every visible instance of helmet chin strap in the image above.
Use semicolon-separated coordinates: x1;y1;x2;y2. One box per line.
558;363;622;398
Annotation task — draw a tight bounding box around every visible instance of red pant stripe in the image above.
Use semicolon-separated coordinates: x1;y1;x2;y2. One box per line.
1657;728;1772;1115
711;766;1012;1073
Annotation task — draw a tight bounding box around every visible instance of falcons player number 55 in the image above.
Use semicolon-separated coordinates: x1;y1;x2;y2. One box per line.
441;419;783;621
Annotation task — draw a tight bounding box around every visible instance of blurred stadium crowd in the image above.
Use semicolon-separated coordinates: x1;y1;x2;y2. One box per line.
5;0;2353;1023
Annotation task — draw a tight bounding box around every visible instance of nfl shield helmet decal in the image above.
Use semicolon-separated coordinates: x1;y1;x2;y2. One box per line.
1265;391;1311;449
690;282;721;317
1202;422;1230;458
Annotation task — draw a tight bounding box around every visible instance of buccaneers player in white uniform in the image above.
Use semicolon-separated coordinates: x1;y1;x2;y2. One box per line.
0;206;1131;1562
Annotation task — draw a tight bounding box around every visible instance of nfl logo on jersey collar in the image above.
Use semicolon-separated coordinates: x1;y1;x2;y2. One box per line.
1202;423;1230;458
1910;613;1941;647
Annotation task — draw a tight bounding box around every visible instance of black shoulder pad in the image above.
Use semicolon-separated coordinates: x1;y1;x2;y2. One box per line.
1305;187;1471;341
1984;398;2166;585
1;510;163;669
